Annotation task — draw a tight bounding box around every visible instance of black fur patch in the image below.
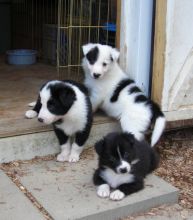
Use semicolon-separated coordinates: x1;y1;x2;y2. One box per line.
135;95;147;103
110;79;134;102
86;46;99;65
53;127;68;145
75;95;93;146
48;83;76;115
150;101;164;122
129;86;141;94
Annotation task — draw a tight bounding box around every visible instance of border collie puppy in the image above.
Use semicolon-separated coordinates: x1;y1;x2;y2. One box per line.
25;80;92;163
82;43;165;146
93;132;159;201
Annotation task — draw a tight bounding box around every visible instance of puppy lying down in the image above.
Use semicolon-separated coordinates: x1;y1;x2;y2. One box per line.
93;132;159;201
25;80;92;163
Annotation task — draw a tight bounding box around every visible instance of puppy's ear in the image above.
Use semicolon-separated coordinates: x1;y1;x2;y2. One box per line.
82;43;96;55
94;139;105;155
121;132;135;145
110;48;120;62
59;86;76;109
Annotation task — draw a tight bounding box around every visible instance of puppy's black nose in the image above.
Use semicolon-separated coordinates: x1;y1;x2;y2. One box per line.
38;118;44;123
93;73;100;79
120;168;127;174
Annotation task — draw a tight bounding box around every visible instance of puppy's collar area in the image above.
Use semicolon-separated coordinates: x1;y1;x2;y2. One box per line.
54;119;63;125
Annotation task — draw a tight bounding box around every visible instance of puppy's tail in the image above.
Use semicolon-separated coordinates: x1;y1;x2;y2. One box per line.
151;103;166;147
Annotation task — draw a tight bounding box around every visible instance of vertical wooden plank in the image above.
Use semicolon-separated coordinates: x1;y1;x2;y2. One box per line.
116;0;121;49
151;0;167;105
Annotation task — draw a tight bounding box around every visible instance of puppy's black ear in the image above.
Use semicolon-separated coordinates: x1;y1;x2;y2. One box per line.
59;86;76;109
121;132;135;145
94;139;105;155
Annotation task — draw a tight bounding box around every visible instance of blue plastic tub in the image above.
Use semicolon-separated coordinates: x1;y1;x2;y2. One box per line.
6;49;37;65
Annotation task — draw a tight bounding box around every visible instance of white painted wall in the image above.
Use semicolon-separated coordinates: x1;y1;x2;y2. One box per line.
119;0;153;96
161;0;193;121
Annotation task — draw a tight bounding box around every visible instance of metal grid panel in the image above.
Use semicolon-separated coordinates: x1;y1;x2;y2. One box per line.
57;0;117;80
11;0;117;81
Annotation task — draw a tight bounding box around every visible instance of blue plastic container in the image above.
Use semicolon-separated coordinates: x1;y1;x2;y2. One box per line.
102;22;116;32
6;49;37;65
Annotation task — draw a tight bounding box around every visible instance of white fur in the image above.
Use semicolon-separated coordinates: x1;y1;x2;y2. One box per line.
100;168;134;189
151;116;166;147
27;80;89;163
55;83;87;136
82;44;165;145
25;110;37;118
28;101;36;107
110;190;125;201
116;160;131;174
56;141;71;162
38;83;61;124
68;142;83;162
97;184;110;198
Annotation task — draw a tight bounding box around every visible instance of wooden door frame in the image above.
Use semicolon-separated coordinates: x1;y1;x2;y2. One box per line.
151;0;167;105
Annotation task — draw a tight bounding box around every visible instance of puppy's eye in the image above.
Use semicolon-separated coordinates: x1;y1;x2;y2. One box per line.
102;62;107;67
47;100;54;108
110;157;116;162
124;152;130;158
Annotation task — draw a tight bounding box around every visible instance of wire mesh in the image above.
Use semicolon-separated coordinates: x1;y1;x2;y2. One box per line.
11;0;117;81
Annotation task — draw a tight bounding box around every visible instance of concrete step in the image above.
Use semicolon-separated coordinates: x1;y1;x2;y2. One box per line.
0;170;44;220
0;116;120;163
9;148;179;220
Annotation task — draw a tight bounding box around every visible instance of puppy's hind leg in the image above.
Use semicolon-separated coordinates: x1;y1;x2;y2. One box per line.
25;95;42;119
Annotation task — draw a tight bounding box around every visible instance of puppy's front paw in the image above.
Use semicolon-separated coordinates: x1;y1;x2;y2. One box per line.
25;110;37;119
110;190;125;201
28;101;36;107
68;153;80;163
97;184;110;198
57;153;69;162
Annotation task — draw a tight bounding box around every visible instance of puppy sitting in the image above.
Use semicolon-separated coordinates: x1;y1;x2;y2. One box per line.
25;80;92;163
93;132;159;201
82;43;165;146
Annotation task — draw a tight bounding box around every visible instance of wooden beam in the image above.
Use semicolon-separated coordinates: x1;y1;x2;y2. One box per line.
151;0;167;105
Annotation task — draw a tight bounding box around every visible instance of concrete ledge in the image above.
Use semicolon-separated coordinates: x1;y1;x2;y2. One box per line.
13;149;179;220
0;121;120;163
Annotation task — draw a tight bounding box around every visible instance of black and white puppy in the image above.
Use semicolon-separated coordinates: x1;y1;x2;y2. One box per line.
25;80;92;163
82;43;166;146
93;132;159;201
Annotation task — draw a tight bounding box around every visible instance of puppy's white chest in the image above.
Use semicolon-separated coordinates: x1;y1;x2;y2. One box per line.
100;169;134;188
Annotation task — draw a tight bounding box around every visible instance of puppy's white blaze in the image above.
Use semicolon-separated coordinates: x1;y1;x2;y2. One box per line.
25;110;37;118
131;159;140;165
97;184;110;198
101;168;134;188
38;107;59;124
117;160;131;173
110;190;125;201
151;116;166;147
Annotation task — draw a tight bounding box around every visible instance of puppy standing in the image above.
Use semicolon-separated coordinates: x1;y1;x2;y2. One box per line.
25;80;92;162
82;43;165;146
93;132;159;201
